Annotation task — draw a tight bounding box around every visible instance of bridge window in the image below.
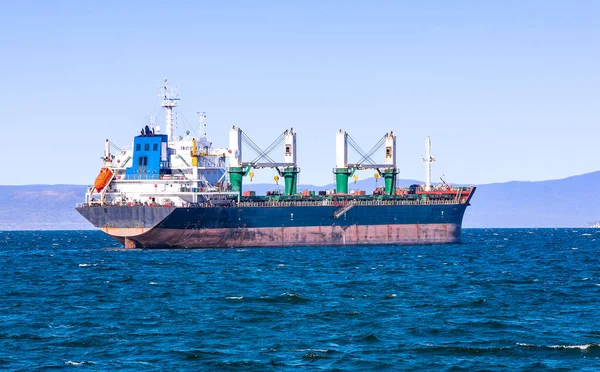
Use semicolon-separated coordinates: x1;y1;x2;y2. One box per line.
136;144;141;151
153;144;158;151
144;144;149;151
138;156;148;173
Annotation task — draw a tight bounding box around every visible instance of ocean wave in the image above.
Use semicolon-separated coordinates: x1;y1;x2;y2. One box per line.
295;348;333;353
464;320;523;330
360;333;381;342
549;343;600;350
48;324;74;329
65;361;84;366
65;360;94;366
416;344;512;354
247;293;312;304
170;348;231;360
279;292;311;303
9;333;49;341
204;360;275;368
517;342;600;351
301;352;328;359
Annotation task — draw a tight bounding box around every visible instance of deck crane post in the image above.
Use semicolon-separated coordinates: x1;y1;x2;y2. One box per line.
423;136;436;191
333;130;354;194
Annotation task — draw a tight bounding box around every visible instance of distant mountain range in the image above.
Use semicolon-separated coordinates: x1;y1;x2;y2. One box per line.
1;171;599;230
463;171;600;228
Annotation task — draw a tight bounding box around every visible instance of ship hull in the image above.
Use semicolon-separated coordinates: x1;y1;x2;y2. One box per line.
117;223;461;248
77;202;469;248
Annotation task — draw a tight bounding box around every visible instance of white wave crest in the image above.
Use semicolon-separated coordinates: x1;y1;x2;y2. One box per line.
549;343;597;350
65;361;85;366
518;342;598;350
296;348;329;353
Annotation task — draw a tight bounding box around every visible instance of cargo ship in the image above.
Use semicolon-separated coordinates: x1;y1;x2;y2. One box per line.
76;81;475;248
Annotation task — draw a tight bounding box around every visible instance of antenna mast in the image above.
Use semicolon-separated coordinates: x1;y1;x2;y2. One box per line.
423;136;436;191
161;79;179;142
197;111;207;138
150;113;156;131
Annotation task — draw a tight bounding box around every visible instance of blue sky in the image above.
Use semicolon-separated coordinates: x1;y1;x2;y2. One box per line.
0;1;598;186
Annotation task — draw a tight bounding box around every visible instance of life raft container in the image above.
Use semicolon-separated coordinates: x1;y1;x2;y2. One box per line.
94;167;113;192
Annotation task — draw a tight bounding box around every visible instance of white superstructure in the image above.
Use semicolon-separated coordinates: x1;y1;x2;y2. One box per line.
84;81;235;207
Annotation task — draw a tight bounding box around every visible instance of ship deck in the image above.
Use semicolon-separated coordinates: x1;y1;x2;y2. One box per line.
77;196;468;209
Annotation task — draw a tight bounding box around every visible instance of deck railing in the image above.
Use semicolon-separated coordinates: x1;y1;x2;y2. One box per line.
77;197;464;209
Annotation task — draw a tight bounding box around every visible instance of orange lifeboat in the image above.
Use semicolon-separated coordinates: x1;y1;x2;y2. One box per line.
94;167;113;192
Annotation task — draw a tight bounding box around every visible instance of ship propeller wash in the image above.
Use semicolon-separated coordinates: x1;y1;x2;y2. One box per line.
76;82;475;248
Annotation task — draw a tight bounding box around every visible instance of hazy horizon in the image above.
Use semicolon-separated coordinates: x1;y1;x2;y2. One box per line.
2;168;600;188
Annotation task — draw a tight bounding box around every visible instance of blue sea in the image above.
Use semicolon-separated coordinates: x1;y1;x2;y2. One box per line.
1;229;600;371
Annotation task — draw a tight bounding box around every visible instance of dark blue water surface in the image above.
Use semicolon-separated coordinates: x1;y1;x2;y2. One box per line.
1;229;600;371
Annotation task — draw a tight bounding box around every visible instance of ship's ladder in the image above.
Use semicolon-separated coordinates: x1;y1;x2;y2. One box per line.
177;154;191;167
119;155;131;168
333;201;356;219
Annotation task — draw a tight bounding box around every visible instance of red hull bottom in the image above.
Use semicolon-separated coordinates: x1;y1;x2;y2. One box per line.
110;223;462;248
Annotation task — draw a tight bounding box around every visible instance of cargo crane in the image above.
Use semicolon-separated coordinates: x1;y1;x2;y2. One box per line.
334;130;397;195
227;127;299;195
